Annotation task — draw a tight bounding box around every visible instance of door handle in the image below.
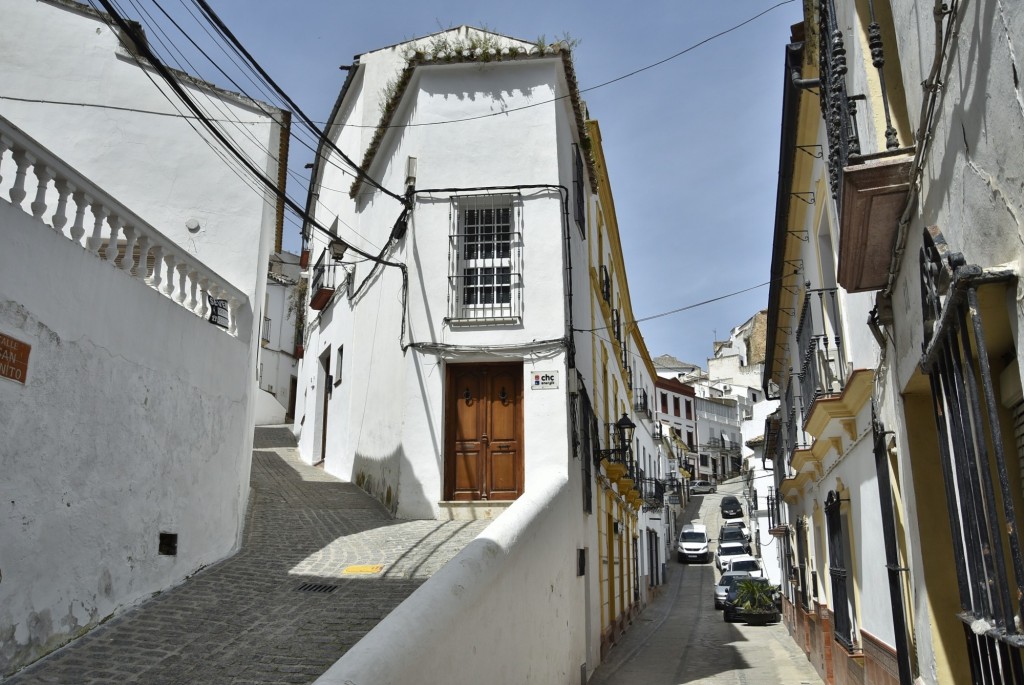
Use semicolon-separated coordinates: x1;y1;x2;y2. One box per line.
481;433;489;444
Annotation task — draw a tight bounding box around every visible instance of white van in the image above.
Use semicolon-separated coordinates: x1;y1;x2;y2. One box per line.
677;523;710;563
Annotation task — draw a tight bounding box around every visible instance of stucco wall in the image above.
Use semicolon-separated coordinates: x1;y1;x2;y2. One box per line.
0;204;252;675
314;470;585;685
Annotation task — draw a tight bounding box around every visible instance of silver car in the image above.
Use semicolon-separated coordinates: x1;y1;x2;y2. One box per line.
714;571;751;609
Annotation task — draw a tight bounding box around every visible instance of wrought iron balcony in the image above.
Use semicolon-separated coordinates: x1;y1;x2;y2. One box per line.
817;0;915;292
641;477;666;512
795;288;846;419
633;388;650;418
309;250;336;311
261;316;271;345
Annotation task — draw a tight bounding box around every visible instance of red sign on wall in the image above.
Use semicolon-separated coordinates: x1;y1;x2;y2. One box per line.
0;333;30;385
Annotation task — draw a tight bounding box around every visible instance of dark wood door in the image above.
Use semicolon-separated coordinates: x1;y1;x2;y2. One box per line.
445;363;523;501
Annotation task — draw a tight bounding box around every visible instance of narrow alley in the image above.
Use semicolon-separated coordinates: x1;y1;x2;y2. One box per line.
589;480;820;685
6;427;488;684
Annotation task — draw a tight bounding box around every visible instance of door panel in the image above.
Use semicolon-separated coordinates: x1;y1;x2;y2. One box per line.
445;363;523;501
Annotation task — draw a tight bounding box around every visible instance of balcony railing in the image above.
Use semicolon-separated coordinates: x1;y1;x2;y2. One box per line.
0;114;247;337
309;250;336;311
795;287;846;418
641;477;666;511
817;0;914;292
261;316;271;344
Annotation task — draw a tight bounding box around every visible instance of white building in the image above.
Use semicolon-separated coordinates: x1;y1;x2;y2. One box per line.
292;27;670;685
255;251;302;425
0;0;287;675
765;0;1024;681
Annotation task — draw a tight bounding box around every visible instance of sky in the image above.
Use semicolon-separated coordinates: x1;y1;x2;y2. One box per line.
111;0;802;368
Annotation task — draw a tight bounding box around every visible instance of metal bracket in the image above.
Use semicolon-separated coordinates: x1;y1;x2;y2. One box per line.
796;144;823;159
790;191;815;205
787;229;809;242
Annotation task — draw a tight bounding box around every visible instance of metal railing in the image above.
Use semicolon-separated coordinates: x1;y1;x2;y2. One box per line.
261;316;271;344
818;0;905;205
796;287;846;420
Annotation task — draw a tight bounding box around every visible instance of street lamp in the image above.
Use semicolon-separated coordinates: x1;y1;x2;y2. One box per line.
594;413;637;465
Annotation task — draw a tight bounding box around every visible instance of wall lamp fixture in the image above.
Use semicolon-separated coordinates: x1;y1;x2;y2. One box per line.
593;413;636;466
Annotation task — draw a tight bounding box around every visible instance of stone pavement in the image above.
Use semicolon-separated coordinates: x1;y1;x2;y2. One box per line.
6;427;489;685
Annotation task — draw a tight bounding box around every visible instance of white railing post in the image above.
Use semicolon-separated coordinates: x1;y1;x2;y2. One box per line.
104;215;123;263
9;149;33;207
86;202;108;255
69;191;88;244
30;161;53;219
121;224;138;274
51;179;71;236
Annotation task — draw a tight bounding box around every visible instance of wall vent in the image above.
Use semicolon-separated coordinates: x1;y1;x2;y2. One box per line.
158;533;178;556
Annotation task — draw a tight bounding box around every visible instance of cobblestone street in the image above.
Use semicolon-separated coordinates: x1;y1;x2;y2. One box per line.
7;427;488;684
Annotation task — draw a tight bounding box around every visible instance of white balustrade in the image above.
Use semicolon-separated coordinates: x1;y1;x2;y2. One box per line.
0;113;247;338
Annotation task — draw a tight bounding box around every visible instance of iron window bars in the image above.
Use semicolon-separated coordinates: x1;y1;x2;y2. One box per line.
448;194;523;322
825;490;856;651
572;143;586;238
919;226;1024;680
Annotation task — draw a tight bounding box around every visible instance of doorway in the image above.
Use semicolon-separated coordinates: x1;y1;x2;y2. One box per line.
444;362;523;501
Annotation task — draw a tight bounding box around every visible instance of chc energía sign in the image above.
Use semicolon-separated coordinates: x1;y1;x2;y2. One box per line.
532;371;558;390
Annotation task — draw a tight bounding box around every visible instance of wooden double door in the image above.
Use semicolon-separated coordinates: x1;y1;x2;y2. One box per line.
444;363;523;501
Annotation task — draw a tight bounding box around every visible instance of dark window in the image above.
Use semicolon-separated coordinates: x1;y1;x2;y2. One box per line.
673;396;680;417
660;392;668;415
825;491;855;650
572;143;586;237
685;399;692;420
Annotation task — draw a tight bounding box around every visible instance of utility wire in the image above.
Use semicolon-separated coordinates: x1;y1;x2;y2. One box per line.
87;0;401;268
189;0;408;207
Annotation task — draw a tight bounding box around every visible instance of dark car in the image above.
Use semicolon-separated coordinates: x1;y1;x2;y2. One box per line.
720;495;743;519
718;525;749;552
723;577;781;623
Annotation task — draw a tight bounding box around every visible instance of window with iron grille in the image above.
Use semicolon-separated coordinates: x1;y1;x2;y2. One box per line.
449;194;522;322
572;143;586;238
825;491;856;650
919;226;1024;678
611;309;621;342
577;381;596;514
599;265;610;303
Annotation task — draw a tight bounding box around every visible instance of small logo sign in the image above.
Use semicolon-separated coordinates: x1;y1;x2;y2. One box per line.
0;333;30;385
532;371;559;389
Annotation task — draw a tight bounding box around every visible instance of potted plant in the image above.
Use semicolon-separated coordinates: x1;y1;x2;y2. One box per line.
734;578;782;626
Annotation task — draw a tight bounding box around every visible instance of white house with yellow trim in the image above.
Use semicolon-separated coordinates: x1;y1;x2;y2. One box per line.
767;1;1024;683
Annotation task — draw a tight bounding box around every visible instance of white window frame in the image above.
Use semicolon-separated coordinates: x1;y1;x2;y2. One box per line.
448;193;522;324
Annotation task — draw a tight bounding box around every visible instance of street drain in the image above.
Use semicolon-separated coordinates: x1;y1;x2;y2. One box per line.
296;582;338;594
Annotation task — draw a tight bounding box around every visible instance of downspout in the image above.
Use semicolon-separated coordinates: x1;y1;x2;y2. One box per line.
787;42;820;90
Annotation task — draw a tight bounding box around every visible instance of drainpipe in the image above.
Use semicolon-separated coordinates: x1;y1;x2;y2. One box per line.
787;42;820;91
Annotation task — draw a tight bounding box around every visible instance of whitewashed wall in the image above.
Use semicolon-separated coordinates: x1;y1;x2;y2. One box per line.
314;471;585;685
0;203;252;675
296;54;578;520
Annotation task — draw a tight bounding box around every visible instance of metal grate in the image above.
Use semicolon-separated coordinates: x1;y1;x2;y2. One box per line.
296;582;338;594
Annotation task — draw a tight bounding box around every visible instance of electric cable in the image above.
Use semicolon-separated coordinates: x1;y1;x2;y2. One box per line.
189;0;408;207
88;0;402;270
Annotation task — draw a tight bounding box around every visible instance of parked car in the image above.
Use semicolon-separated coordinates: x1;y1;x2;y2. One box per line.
714;571;750;609
715;541;747;572
723;519;750;540
723;576;781;623
718;525;748;549
720;495;743;519
689;480;716;495
677;523;710;563
725;554;764;578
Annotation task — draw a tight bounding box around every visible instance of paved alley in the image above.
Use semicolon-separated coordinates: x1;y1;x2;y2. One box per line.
6;427;488;685
588;481;821;685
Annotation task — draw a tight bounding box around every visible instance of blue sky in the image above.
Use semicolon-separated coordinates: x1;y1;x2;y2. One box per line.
132;0;801;367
